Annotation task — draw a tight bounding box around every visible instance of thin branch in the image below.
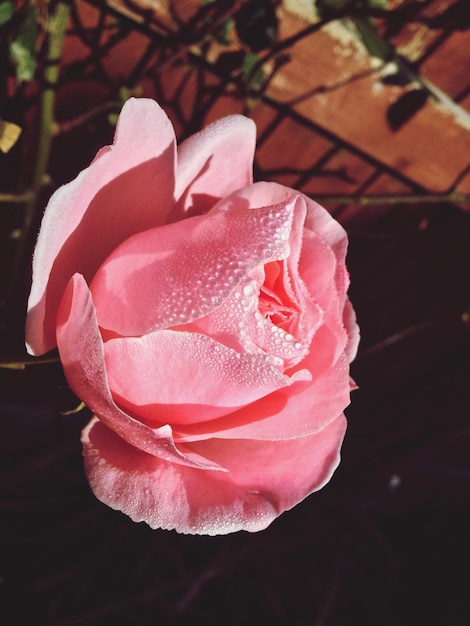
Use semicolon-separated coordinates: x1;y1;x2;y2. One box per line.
0;354;60;370
0;191;34;204
357;320;442;360
308;191;470;205
54;100;121;134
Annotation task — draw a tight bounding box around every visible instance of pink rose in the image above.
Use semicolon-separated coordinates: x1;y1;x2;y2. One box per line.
26;98;359;535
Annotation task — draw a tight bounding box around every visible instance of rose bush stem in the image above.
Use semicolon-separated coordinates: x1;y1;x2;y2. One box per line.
8;3;70;321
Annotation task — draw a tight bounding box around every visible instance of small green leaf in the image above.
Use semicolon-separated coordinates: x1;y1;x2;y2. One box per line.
0;1;13;26
107;112;119;126
352;16;392;60
242;52;264;89
118;86;130;103
9;6;38;81
242;53;259;77
368;0;388;8
60;401;86;416
214;18;234;46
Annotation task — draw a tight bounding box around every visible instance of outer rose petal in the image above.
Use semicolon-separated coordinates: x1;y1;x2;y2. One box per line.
26;98;176;356
56;273;222;471
343;298;360;363
172;115;256;220
82;414;346;535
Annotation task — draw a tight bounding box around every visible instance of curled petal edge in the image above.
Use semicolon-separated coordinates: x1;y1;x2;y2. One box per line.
56;273;224;472
81;413;347;535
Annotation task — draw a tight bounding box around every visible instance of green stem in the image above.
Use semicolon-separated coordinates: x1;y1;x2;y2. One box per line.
8;2;70;309
28;1;70;229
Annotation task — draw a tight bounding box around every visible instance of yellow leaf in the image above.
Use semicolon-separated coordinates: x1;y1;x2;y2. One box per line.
0;120;22;153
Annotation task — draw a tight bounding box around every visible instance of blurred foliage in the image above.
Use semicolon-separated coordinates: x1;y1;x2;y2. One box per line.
0;0;14;25
351;15;391;60
316;0;389;17
8;3;39;81
317;0;391;60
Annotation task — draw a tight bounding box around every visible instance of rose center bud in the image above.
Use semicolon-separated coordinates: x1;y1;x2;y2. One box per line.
259;287;295;328
259;260;299;328
241;259;311;372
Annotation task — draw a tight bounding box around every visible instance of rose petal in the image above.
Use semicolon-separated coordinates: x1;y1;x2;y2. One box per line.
173;334;350;443
82;413;346;535
276;195;323;348
343;298;360;363
228;181;349;294
90;199;296;336
26;98;176;356
303;194;349;286
104;330;291;426
56;273;221;470
299;228;350;361
172;115;256;220
299;229;340;310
